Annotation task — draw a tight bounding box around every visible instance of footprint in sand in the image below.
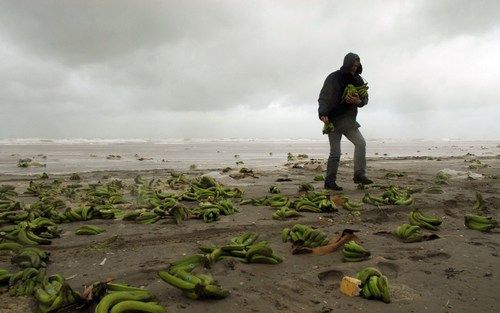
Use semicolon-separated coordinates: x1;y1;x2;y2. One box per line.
376;261;400;278
408;251;451;262
317;269;344;288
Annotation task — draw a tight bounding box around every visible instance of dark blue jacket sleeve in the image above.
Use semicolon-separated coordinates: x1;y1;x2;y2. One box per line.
318;74;341;118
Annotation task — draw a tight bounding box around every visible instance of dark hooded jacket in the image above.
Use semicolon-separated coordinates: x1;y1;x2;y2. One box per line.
318;52;368;132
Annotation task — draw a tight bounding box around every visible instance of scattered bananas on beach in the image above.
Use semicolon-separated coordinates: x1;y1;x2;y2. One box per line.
408;210;442;230
425;185;443;194
363;185;414;206
199;232;283;265
272;206;302;219
11;246;50;269
464;213;497;232
393;224;423;242
158;253;230;300
298;183;314;192
269;185;280;194
75;225;105;235
95;289;165;313
34;274;82;313
313;175;324;181
356;267;390;303
292;191;336;213
282;224;329;248
342;241;371;262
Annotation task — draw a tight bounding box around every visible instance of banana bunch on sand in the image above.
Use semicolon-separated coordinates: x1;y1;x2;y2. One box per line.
0;221;56;245
199;232;283;265
292;191;336;213
241;194;291;207
179;176;243;201
272;206;301;219
282;224;329;248
75;225;105;235
356;267;390;303
95;287;165;313
34;273;82;312
464;213;497;232
158;254;229;300
408;210;442;230
8;245;50;269
342;241;371;262
363;185;414;206
393;224;423;242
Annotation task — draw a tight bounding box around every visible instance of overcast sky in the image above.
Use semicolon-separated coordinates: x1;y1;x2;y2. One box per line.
0;0;499;140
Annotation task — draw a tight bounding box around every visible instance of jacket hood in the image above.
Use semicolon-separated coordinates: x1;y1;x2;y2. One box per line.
340;52;362;75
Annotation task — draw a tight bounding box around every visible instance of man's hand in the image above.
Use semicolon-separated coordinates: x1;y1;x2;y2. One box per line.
345;94;362;105
320;116;329;123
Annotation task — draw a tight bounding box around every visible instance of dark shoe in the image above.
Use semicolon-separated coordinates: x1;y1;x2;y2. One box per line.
353;176;373;185
324;182;343;191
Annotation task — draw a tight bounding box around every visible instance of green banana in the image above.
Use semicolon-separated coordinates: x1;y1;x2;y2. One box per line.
377;275;391;303
356;267;382;284
107;282;146;292
158;271;196;291
367;276;382;298
109;301;166;313
95;291;153;313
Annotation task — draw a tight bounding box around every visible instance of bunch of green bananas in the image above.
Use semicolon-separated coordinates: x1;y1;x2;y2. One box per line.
342;241;371;262
269;185;280;194
356;267;390;303
123;209;161;224
0;184;18;199
425;185;443;194
322;122;334;135
336;195;364;212
313;175;324;181
342;83;369;101
11;246;49;269
408;210;442;230
472;192;485;211
393;224;423;242
89;184;124;205
201;208;220;223
464;213;497;232
180;176;243;201
64;206;94;221
247;194;290;207
292;191;336;213
34;274;82;313
158;254;229;300
8;267;45;297
282;224;329;248
0;267;11;285
199;232;283;265
1;221;52;245
166;172;190;189
75;225;105;235
95;289;165;313
0;199;21;212
363;186;414;206
298;183;314;192
169;205;191;224
272;206;301;219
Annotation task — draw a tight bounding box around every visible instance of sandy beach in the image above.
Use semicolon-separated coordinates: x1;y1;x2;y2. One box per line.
0;152;499;313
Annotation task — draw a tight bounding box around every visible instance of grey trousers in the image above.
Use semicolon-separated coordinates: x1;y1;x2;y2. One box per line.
325;127;366;183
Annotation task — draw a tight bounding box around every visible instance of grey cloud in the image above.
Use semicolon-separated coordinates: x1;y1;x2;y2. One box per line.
0;1;498;139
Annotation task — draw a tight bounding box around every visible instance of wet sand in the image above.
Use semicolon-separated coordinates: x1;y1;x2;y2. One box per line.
0;155;499;313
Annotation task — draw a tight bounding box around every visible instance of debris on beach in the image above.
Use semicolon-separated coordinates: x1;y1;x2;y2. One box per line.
105;155;122;160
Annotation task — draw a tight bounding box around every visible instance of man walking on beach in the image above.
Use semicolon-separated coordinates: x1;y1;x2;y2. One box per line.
318;52;373;191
